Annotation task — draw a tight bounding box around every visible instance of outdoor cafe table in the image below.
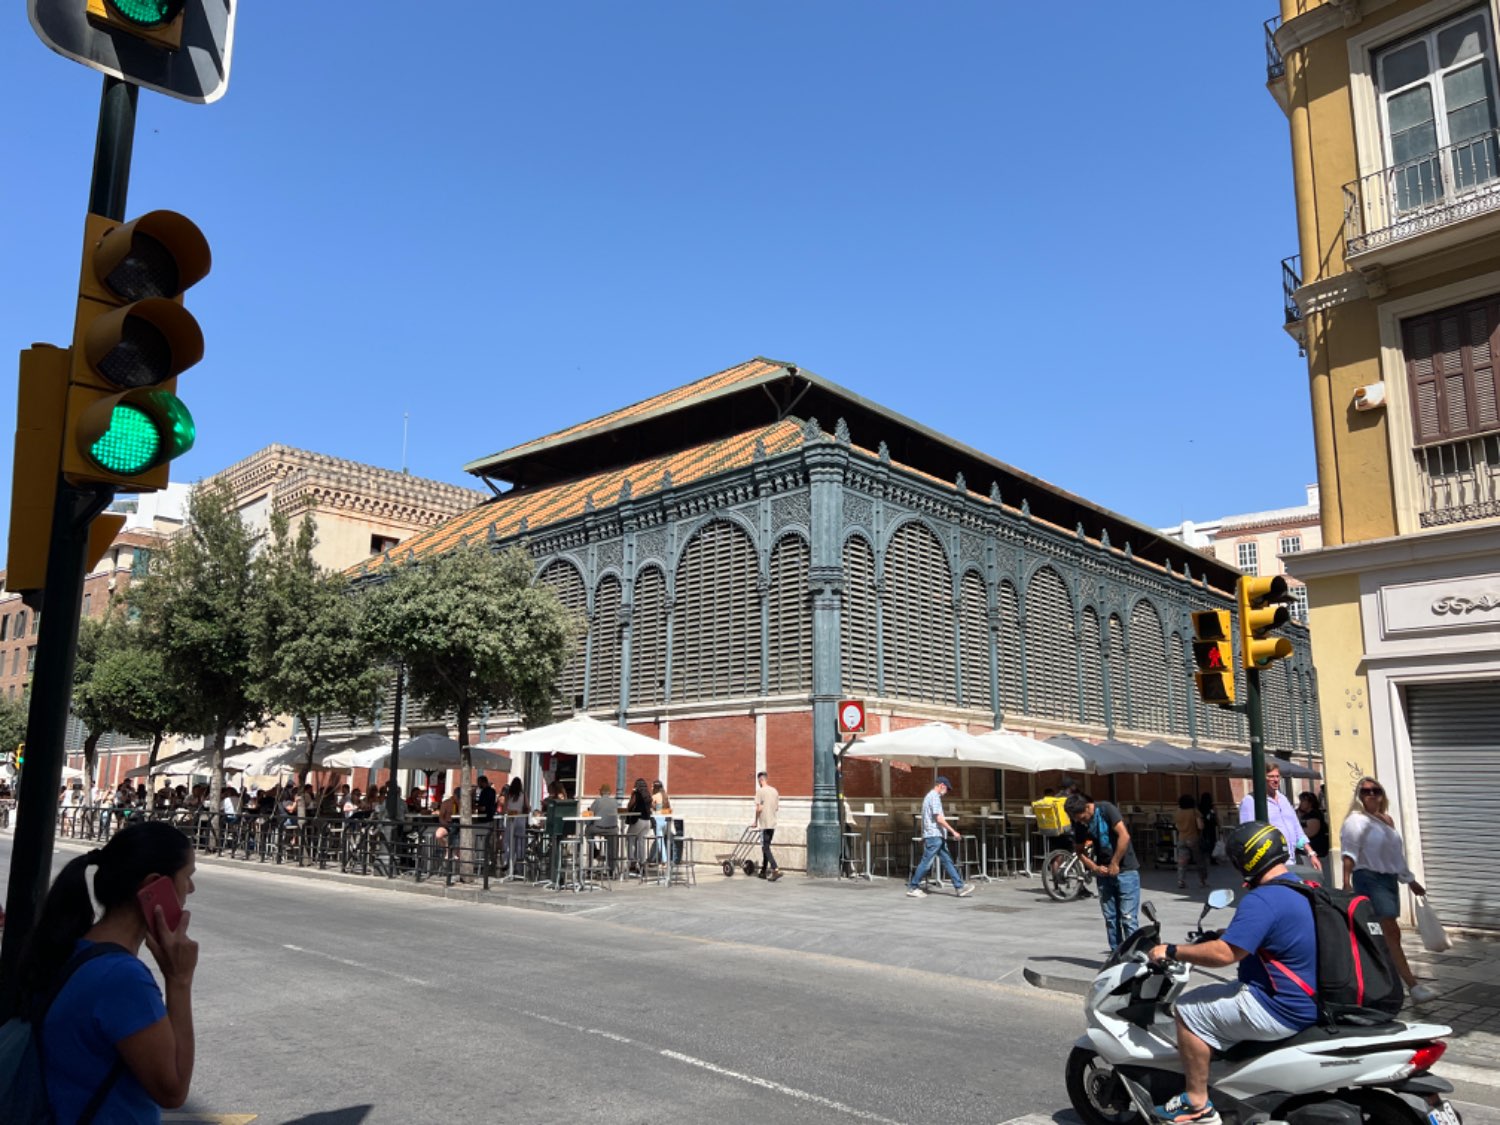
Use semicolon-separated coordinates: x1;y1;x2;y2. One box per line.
974;810;1007;882
848;809;886;880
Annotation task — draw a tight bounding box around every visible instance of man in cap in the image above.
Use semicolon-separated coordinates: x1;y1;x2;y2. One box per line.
905;776;974;899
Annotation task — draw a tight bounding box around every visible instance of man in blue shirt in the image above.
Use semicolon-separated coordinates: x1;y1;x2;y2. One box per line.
905;776;974;899
1147;822;1318;1125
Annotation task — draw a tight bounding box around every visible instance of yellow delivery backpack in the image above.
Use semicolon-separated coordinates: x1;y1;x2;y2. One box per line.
1032;795;1074;837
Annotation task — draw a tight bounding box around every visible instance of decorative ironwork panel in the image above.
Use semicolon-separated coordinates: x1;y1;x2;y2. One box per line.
998;580;1022;715
631;566;668;707
590;575;622;710
1081;608;1105;726
959;571;989;710
771;492;811;535
596;537;623;576
1260;658;1296;755
671;520;760;700
537;559;588;715
1128;599;1169;734
841;536;878;698
844;491;873;532
1025;566;1078;722
881;522;957;704
769;535;812;694
637;527;668;568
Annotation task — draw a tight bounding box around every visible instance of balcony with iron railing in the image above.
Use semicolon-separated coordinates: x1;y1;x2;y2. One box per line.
1344;128;1500;261
1281;254;1302;324
1265;16;1285;82
1416;433;1500;528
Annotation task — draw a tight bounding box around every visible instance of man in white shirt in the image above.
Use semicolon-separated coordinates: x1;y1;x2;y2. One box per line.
1237;764;1320;872
754;771;783;882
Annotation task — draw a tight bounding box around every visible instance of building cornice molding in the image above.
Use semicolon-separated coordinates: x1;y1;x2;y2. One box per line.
1276;0;1397;54
1285;523;1500;580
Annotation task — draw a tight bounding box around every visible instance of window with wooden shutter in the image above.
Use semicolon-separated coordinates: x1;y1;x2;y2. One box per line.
589;575;622;710
769;534;812;695
671;520;759;701
881;522;957;704
1025;567;1078;721
841;536;878;698
960;570;990;710
1404;295;1500;445
998;580;1022;715
1081;608;1105;724
631;566;667;707
538;560;587;714
1128;599;1170;735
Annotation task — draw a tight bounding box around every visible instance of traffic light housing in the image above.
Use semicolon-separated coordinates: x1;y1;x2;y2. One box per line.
6;346;71;597
61;210;209;492
85;0;185;51
1238;575;1295;670
1191;609;1237;705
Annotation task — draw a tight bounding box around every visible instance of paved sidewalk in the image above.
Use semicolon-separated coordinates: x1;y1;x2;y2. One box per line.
39;834;1500;1077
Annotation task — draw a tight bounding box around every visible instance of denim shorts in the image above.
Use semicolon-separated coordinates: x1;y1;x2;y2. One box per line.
1353;868;1401;920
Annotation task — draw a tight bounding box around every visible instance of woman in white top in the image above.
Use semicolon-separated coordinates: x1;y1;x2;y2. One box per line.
1340;776;1435;1003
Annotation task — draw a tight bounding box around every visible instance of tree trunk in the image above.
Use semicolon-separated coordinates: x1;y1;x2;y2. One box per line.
458;703;473;876
209;726;226;826
147;731;164;773
83;730;102;804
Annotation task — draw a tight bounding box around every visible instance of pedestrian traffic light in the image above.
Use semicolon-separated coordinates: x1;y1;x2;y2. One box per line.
15;744;24;770
61;210;209;492
1238;575;1294;670
1191;609;1236;705
85;0;185;51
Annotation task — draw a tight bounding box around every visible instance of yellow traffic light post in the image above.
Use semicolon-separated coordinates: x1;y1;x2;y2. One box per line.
1238;575;1296;823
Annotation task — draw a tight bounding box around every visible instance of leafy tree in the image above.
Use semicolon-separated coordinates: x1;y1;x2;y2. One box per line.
363;544;577;836
129;480;264;813
248;511;384;782
0;694;27;763
72;613;179;792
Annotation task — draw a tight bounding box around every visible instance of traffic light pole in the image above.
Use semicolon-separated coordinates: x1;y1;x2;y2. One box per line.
1246;666;1269;823
0;75;131;1015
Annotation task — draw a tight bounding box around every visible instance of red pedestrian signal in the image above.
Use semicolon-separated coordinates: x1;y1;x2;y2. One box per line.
1191;609;1236;705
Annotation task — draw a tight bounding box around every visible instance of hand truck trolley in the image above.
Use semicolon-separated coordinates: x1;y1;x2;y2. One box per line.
718;825;765;877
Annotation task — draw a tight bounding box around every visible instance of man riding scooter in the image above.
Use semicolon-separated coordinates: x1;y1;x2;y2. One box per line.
1145;822;1318;1125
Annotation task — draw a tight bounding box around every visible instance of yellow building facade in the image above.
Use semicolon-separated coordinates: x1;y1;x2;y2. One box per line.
1273;0;1500;929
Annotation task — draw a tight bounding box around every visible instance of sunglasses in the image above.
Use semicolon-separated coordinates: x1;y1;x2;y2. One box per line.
1359;787;1383;796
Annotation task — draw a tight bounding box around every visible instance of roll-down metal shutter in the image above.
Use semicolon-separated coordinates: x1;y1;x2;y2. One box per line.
1406;680;1500;930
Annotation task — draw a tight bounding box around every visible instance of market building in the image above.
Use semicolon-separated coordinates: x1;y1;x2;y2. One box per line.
366;357;1322;874
1269;0;1500;929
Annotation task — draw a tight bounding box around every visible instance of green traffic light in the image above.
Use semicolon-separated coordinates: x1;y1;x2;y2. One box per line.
87;392;195;476
106;0;185;27
91;403;161;474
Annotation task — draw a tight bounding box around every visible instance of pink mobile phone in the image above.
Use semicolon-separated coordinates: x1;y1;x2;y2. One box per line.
136;875;183;937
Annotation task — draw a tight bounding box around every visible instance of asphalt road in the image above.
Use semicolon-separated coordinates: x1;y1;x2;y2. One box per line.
2;839;1082;1124
2;838;1497;1125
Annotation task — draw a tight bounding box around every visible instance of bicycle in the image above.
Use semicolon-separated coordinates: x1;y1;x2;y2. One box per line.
1041;843;1096;901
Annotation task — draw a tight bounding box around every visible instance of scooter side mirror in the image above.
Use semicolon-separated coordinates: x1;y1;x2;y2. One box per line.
1141;901;1158;924
1207;888;1234;910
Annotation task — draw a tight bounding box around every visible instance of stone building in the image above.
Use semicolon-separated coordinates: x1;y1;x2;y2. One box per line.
369;358;1322;873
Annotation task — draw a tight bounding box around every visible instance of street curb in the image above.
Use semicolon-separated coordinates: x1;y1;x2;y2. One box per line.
1022;964;1091;997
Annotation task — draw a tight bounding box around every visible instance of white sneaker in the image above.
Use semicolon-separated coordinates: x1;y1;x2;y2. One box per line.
906;886;927;898
956;884;975;898
1409;983;1437;1003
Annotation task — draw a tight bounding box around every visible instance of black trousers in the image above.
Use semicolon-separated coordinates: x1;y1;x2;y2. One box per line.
761;827;778;871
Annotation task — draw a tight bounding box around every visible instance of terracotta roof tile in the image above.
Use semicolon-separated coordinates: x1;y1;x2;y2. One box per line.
365;419;804;571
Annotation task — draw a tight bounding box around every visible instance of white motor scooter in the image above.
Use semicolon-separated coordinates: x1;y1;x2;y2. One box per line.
1066;891;1462;1125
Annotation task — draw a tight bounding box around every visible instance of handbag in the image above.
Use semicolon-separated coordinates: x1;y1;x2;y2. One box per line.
1211;838;1227;860
1413;894;1452;953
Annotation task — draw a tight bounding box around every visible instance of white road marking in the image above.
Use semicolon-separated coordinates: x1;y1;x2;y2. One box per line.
659;1049;907;1124
280;943;428;986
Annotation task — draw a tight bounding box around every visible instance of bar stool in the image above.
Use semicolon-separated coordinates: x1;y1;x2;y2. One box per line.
668;820;695;886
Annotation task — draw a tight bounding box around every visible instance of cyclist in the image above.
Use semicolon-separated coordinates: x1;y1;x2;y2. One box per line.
1146;822;1318;1125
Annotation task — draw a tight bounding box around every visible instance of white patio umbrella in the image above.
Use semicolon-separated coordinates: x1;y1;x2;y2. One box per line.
314;733;395;772
123;748;204;780
349;732;515;773
974;730;1089;773
491;714;703;760
842;721;1002;768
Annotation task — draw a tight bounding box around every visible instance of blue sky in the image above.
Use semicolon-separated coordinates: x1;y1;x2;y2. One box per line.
1;3;1306;562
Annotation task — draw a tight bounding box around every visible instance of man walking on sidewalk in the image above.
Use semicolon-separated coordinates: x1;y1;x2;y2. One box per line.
906;776;974;898
755;771;783;881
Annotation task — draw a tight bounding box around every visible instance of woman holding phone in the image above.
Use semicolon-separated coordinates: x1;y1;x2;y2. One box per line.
18;820;199;1122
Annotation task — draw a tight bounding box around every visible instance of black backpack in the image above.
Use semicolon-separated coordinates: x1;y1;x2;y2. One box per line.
1260;879;1404;1025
